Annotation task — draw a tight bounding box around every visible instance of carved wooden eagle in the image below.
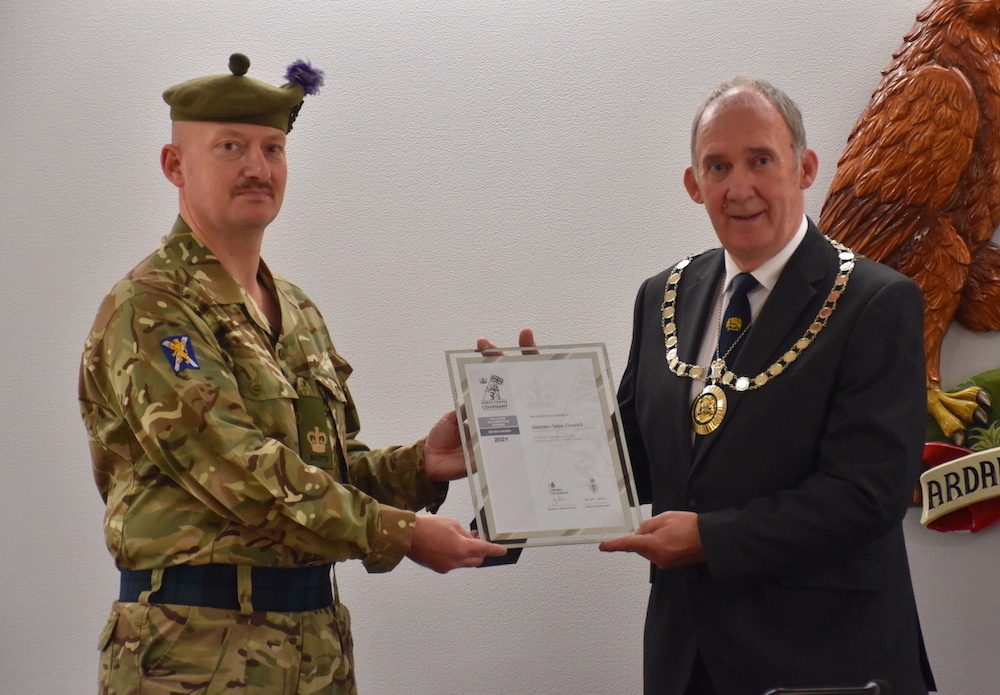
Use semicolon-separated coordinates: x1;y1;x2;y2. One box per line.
820;0;1000;440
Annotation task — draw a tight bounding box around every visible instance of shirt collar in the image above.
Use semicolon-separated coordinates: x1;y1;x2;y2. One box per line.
166;216;270;315
722;215;808;293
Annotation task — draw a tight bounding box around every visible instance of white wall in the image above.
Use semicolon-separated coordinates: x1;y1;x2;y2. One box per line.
3;2;999;693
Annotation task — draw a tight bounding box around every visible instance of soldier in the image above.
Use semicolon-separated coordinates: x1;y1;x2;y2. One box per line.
79;53;507;695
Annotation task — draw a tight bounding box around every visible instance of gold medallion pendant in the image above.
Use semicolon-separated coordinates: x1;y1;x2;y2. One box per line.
692;384;727;435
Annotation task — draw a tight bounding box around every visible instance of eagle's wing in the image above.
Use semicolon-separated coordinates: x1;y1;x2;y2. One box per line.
820;64;978;265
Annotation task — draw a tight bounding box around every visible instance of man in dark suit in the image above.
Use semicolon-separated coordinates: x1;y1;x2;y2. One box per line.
600;78;936;694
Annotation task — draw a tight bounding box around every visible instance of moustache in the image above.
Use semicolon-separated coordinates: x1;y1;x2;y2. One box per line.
231;182;274;196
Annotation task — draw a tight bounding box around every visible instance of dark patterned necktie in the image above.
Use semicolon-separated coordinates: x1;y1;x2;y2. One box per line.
718;272;759;362
693;272;760;454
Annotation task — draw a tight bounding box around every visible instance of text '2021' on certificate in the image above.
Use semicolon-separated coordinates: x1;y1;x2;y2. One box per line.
446;344;642;548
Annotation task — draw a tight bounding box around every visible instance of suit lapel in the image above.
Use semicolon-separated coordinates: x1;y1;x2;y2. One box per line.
676;251;725;365
737;229;830;373
672;251;724;466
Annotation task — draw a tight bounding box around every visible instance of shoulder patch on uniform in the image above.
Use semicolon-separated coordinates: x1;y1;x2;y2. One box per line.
160;335;200;374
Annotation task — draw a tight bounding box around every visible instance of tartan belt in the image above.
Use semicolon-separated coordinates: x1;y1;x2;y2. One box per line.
119;563;334;613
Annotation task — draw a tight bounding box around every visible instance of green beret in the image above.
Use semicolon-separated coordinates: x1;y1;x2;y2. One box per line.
163;53;324;134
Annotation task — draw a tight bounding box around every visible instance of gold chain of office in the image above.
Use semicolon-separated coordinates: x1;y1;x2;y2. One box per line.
661;236;858;394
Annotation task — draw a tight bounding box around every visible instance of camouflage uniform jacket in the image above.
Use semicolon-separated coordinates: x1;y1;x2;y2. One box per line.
80;217;447;574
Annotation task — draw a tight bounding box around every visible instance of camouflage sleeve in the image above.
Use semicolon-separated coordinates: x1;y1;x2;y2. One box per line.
85;289;415;571
343;432;449;514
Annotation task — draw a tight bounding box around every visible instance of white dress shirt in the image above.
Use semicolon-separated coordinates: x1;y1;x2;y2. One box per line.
689;215;809;405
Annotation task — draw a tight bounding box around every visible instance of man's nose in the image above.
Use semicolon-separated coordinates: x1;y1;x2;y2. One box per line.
725;166;754;201
242;146;271;179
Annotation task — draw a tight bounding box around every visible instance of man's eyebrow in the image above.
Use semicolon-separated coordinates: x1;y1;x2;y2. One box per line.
213;127;246;138
212;127;286;145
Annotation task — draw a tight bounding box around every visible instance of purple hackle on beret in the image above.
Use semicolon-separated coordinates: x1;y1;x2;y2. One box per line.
285;60;324;96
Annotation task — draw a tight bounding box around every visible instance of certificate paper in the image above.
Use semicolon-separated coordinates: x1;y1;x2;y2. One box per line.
447;344;642;547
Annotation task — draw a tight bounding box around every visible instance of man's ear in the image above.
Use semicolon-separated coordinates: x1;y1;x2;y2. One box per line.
161;144;183;187
683;167;704;204
799;148;819;190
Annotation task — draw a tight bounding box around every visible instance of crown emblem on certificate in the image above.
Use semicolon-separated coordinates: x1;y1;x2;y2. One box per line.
662;236;858;435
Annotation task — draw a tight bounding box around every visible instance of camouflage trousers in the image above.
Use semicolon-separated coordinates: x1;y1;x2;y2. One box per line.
97;599;357;694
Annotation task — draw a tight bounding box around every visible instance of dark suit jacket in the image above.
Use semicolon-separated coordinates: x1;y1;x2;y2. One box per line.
618;222;935;694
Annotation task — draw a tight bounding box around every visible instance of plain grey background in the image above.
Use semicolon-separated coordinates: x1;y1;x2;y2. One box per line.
3;2;999;693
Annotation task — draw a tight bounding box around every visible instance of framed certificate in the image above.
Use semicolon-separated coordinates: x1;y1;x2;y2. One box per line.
446;343;642;548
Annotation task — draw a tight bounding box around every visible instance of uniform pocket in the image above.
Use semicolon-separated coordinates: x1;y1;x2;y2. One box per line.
300;603;357;690
97;608;118;652
97;604;141;695
137;603;194;678
334;601;354;668
233;356;298;443
234;367;296;401
313;364;348;408
139;604;244;693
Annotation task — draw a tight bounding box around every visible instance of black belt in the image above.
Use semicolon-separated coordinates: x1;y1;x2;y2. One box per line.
119;563;334;613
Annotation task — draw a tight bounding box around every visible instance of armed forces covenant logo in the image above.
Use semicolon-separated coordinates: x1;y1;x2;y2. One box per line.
480;374;508;410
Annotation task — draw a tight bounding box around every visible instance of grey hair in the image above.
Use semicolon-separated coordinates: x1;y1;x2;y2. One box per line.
689;77;807;167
